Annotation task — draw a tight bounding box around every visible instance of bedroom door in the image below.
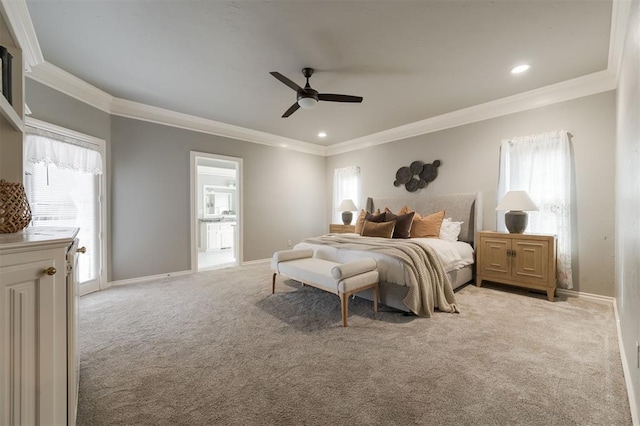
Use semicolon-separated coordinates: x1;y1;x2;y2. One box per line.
190;152;243;271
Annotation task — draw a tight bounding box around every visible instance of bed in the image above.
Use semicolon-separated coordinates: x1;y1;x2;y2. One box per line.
294;192;482;315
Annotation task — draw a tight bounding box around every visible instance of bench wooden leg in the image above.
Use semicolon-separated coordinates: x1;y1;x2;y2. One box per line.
340;293;348;327
272;273;276;294
373;283;379;314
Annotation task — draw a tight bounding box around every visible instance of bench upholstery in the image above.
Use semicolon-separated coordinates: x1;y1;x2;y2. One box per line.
271;249;379;327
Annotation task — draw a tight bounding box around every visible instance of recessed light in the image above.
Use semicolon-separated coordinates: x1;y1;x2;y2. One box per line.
511;64;530;74
318;132;327;138
280;143;288;148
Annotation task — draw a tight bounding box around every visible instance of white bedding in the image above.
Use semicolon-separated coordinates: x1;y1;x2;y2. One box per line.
294;235;474;289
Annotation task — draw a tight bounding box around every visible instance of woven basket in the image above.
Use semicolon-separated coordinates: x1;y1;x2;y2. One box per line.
0;179;32;233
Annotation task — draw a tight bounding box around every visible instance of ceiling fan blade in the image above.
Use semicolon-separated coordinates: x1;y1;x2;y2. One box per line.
270;72;304;92
282;102;300;118
318;93;363;103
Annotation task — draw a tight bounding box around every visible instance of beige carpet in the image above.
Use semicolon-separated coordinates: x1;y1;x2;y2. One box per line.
77;263;631;425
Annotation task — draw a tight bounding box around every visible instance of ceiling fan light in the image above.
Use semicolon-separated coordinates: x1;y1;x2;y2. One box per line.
298;97;318;109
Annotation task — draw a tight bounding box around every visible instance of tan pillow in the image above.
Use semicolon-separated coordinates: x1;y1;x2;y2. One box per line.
361;219;396;238
354;209;380;234
410;210;445;238
398;205;413;215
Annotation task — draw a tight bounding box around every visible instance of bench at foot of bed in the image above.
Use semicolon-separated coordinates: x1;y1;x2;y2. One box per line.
271;249;379;327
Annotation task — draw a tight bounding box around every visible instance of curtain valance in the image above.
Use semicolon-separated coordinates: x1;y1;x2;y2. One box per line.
24;128;103;175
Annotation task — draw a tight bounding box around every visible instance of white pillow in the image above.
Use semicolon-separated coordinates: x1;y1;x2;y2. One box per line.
439;218;463;242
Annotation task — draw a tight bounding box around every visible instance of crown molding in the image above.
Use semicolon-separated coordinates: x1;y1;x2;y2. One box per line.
110;98;327;156
27;61;113;113
608;0;633;80
0;0;44;70
326;70;617;156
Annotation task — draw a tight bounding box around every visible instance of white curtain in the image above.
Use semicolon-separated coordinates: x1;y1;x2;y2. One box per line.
24;129;103;175
498;130;573;289
333;166;360;223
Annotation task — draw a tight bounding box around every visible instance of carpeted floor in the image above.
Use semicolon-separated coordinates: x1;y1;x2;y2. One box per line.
77;263;632;425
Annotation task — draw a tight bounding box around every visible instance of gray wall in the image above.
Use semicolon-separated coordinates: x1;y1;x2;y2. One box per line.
326;91;616;297
25;79;326;282
110;117;326;281
615;0;640;415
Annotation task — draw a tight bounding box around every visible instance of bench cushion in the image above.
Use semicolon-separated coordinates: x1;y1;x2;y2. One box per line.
271;248;313;272
277;258;340;292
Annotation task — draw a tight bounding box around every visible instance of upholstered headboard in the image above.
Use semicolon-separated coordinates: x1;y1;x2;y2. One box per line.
366;192;482;246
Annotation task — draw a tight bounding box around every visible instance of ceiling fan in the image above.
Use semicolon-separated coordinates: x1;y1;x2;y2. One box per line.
270;67;363;118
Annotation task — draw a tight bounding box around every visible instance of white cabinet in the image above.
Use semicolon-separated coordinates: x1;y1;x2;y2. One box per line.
0;227;79;425
219;223;234;249
199;221;235;251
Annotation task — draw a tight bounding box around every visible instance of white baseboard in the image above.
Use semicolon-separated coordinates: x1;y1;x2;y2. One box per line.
103;260;270;289
107;270;193;288
242;258;271;266
556;288;615;304
614;301;640;426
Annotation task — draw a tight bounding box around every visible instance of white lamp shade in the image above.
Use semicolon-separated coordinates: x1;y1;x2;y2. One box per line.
298;97;318;109
496;191;538;211
338;199;358;211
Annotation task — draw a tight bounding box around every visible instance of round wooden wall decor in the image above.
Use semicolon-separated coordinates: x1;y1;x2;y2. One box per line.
393;160;441;192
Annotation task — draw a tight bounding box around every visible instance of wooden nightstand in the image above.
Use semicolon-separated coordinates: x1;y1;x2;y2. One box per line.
476;231;557;301
329;224;356;234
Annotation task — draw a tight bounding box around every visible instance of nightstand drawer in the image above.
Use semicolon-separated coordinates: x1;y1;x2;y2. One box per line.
329;224;356;234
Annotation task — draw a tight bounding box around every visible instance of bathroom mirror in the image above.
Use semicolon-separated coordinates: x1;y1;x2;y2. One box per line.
203;186;233;217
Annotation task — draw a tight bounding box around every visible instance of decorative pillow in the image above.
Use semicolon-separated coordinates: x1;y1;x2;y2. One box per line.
384;208;415;239
354;209;380;234
439;217;464;242
410;210;445;238
365;211;386;222
361;219;396;238
398;205;413;215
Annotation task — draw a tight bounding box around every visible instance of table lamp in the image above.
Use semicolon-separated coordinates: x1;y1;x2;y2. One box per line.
496;190;538;233
338;199;358;225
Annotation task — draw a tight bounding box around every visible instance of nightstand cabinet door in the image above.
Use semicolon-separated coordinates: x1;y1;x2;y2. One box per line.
478;237;510;278
512;239;550;285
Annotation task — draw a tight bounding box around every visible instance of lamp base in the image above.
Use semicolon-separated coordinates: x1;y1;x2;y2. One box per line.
505;211;528;234
341;211;353;225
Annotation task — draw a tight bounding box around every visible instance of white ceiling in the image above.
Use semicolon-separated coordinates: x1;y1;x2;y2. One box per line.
24;0;613;147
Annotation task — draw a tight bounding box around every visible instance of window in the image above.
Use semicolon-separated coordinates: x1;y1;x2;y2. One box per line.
498;130;573;289
24;121;105;293
332;166;361;223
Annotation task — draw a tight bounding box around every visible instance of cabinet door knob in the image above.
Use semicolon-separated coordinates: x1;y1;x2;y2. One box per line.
45;267;57;276
77;246;87;254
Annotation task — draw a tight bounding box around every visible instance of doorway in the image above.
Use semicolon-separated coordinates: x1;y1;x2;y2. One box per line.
190;152;242;271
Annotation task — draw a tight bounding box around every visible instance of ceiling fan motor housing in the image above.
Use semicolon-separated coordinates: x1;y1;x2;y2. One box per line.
297;88;319;108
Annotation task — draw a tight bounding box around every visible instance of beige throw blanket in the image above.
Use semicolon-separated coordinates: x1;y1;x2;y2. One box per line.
302;235;459;317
